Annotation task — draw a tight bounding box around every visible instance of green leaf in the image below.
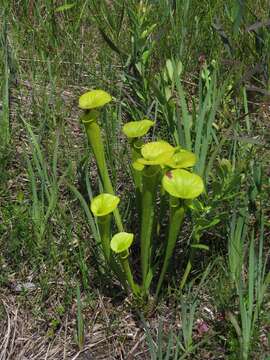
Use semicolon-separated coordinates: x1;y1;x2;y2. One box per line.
79;90;112;110
135;62;142;75
166;59;174;82
55;3;75;13
165;86;172;101
176;60;183;76
91;193;120;217
162;169;204;199
191;244;209;251
142;50;150;64
122;119;154;138
99;28;123;55
144;269;153;291
110;232;134;253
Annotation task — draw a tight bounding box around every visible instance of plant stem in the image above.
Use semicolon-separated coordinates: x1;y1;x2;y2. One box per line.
155;197;185;298
83;117;123;231
157;186;166;237
76;284;84;350
130;139;143;192
140;165;160;291
130;138;143;219
1;10;10;150
180;242;199;290
180;259;192;290
98;215;111;262
120;252;140;296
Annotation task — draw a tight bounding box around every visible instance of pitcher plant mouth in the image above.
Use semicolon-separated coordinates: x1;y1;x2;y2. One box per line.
165;149;196;169
123;120;155;201
162;169;204;199
122;119;155;138
90;193;120;217
110;232;134;254
80;110;100;125
137;140;175;166
79;89;112;110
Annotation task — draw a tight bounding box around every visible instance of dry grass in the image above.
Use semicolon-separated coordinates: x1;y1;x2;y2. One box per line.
0;290;153;360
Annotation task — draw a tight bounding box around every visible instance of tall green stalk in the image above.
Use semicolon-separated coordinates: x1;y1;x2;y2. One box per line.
155;197;185;297
120;251;139;296
140;165;160;291
97;215;111;262
82;113;123;232
130;138;143;193
161;168;204;290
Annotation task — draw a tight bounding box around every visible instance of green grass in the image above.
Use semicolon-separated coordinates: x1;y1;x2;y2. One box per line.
0;0;269;358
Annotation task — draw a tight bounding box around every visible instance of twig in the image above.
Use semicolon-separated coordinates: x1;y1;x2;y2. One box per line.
0;300;11;360
126;334;146;360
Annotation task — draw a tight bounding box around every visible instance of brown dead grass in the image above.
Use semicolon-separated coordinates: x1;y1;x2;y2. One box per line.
0;290;152;360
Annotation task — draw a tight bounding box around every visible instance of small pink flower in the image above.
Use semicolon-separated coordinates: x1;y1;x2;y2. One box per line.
196;319;209;336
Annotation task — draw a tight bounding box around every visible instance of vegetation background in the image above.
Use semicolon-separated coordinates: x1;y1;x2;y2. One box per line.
0;0;269;359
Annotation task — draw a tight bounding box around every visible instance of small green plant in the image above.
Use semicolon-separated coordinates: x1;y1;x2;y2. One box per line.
227;201;270;359
143;264;213;358
23;120;60;246
78;89;205;302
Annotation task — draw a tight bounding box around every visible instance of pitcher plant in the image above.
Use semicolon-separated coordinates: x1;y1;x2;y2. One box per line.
79;89;205;301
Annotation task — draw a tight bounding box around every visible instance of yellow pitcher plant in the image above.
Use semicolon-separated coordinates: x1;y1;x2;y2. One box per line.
79;89;205;300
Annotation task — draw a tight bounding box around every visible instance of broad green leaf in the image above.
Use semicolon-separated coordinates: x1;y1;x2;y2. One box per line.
166;59;174;82
79;90;112;110
176;60;183;76
91;193;120;217
165;86;172;101
142;50;150;64
110;232;134;253
162;169;204;199
138;141;175;165
122;119;154;138
165;149;196;169
55;3;75;12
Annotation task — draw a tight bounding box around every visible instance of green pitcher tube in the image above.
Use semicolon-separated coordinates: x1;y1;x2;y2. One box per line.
140;165;161;290
155;197;185;298
82;112;123;231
